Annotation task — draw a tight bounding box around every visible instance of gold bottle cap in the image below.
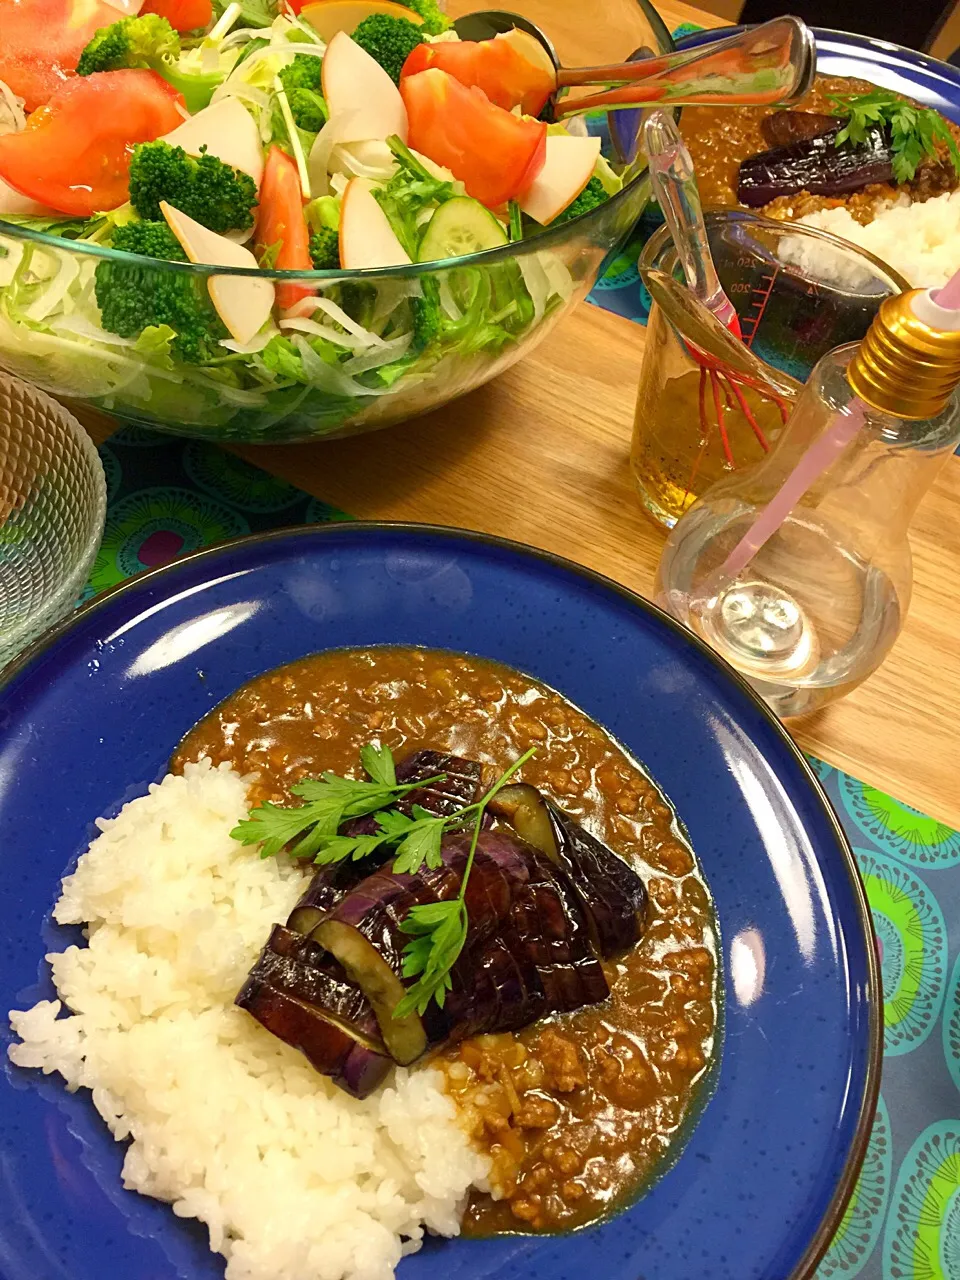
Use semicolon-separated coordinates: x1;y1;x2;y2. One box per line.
847;289;960;420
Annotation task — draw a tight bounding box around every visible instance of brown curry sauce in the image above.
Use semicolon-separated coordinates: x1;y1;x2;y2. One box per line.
683;74;960;219
173;646;721;1235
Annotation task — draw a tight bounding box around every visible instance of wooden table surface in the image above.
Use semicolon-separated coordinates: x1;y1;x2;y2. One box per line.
76;0;960;832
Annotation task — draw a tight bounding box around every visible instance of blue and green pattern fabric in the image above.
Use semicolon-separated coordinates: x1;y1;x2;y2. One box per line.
85;432;348;601
809;768;960;1279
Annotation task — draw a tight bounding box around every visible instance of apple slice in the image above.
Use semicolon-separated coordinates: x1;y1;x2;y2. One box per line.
161;200;275;344
300;0;423;42
321;31;407;143
161;97;264;189
518;134;601;225
496;28;556;80
494;28;557;115
339;178;411;269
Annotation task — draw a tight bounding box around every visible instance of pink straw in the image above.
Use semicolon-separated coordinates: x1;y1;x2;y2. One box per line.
708;265;960;593
935;271;960;309
709;404;864;587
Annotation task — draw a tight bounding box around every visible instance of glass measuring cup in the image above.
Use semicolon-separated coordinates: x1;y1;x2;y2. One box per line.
707;212;910;381
631;212;909;529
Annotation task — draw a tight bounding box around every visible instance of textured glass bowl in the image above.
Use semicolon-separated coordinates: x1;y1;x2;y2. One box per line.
0;374;106;666
0;0;671;445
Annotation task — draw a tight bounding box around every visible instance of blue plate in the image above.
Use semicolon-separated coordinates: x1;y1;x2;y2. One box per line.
0;525;880;1280
675;25;960;121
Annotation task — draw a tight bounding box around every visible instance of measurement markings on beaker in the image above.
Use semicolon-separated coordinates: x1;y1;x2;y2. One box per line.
741;269;779;349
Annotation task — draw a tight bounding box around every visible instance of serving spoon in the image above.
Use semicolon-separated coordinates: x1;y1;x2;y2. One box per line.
451;13;817;115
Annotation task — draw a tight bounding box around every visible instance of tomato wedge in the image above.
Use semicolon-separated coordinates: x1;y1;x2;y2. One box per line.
140;0;213;32
0;0;123;111
401;29;555;117
257;145;313;310
400;68;546;208
0;70;185;215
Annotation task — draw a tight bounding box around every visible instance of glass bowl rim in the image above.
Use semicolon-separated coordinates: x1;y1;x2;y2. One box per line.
640;208;912;294
0;0;673;284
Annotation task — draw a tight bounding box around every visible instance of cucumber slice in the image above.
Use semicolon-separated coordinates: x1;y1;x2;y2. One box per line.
417;197;508;263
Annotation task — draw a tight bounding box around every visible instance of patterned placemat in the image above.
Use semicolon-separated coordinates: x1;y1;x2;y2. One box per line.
86;425;349;601
807;760;960;1279
88;424;960;1280
587;206;659;325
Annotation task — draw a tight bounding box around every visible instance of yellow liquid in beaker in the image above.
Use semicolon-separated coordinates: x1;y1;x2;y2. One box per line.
631;369;792;529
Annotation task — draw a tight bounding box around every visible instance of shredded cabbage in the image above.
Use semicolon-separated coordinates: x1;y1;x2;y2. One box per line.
220;325;279;353
279;316;378;351
285;295;387;346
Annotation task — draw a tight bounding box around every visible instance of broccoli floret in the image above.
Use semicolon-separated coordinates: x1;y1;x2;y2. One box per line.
401;0;451;36
309;227;340;269
94;220;227;363
76;14;233;111
104;219;186;263
277;51;321;92
351;14;425;84
128;141;258;233
306;196;340;267
412;292;441;351
406;274;444;353
287;87;327;132
554;176;609;224
76;14;180;75
278;53;327;132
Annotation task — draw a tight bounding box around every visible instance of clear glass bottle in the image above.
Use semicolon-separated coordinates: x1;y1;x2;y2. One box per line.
655;288;960;717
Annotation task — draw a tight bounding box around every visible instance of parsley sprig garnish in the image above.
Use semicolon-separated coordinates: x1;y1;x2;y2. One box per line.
229;743;446;862
232;742;538;1016
394;746;537;1018
830;89;960;185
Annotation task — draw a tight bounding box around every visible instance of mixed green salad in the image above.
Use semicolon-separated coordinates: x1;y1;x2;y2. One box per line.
0;0;636;439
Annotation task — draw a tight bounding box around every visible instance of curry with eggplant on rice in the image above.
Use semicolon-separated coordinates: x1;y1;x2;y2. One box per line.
175;645;721;1234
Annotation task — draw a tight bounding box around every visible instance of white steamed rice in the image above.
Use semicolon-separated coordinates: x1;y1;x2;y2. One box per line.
788;189;960;289
7;759;490;1280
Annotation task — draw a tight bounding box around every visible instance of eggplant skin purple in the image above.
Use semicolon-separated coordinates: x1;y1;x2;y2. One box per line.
436;832;613;1040
759;110;840;148
236;749;651;1098
323;829;614;1056
547;804;649;957
235;927;392;1096
737;124;894;207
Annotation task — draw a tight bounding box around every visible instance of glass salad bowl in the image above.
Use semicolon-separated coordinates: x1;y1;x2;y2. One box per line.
0;0;671;445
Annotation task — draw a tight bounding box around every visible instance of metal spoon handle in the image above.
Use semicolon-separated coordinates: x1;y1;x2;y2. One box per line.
555;16;815;114
643;111;740;334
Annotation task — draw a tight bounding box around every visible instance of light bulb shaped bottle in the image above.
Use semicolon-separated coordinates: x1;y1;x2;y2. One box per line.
655;287;960;717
